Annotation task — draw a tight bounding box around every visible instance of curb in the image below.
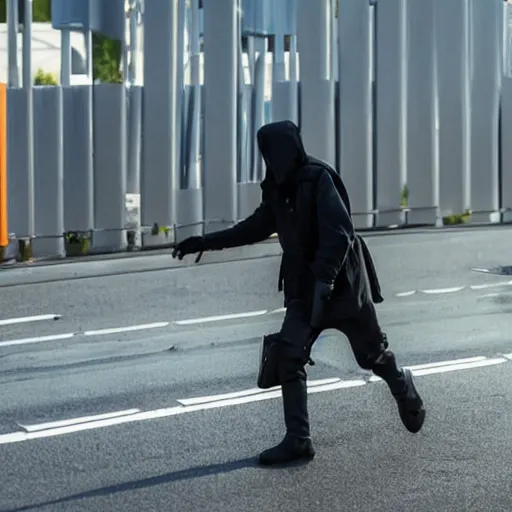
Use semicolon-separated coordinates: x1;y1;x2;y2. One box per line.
1;222;512;282
0;242;284;288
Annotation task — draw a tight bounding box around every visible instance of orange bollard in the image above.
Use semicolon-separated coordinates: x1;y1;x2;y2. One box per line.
0;82;6;248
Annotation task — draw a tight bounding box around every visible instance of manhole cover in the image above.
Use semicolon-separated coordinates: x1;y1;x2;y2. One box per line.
472;266;512;276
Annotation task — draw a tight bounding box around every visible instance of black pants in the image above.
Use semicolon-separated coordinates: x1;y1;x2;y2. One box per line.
276;299;400;438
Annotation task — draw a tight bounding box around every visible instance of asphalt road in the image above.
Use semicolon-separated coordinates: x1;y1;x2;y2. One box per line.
1;226;512;511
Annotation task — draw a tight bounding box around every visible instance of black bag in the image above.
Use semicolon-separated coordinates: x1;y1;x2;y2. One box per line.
257;332;317;389
257;333;281;389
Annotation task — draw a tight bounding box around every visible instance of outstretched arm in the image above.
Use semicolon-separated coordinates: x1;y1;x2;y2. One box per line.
204;198;276;250
310;171;354;285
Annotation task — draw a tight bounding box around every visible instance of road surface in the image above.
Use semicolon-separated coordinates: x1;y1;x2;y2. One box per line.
1;227;512;511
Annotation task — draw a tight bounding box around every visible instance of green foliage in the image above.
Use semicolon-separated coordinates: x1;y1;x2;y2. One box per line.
64;231;91;257
33;68;57;85
443;210;472;225
32;0;51;21
400;184;409;208
0;0;51;22
92;33;123;84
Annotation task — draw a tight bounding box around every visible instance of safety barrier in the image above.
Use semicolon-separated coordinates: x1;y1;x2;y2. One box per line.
2;0;512;263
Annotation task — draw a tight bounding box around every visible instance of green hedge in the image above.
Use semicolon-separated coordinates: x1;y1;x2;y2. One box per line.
33;68;58;85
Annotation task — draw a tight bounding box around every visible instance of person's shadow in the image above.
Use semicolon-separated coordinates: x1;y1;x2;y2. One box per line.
1;455;312;512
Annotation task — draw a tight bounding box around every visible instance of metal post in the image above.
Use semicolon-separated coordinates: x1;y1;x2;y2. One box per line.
141;0;180;245
202;0;238;231
297;0;330;81
338;0;373;228
330;0;338;81
273;0;286;83
23;0;34;238
176;0;186;188
7;0;19;88
468;0;502;222
251;36;267;182
122;2;130;85
297;0;335;166
375;0;408;227
85;30;93;84
289;35;298;124
405;0;438;225
129;0;139;85
60;30;71;86
22;0;32;88
188;0;201;189
435;0;471;217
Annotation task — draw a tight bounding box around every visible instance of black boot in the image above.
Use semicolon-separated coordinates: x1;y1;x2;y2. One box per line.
391;368;425;433
372;350;426;434
258;376;315;466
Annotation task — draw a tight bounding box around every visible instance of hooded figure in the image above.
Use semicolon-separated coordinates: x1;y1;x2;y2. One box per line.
256;120;308;185
173;120;425;466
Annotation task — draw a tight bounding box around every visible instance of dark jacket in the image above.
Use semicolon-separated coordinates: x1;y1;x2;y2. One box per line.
203;120;380;315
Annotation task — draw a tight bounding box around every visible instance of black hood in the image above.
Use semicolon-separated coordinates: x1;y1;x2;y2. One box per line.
257;120;307;185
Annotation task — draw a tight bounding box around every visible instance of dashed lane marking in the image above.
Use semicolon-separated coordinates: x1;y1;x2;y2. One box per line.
0;353;510;446
176;377;342;406
0;333;74;348
84;322;170;336
396;290;416;297
395;279;512;297
269;307;287;314
1;280;511;349
18;409;141;433
422;286;465;294
174;310;268;326
0;314;61;326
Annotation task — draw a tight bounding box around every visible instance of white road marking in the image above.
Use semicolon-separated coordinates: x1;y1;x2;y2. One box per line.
177;377;341;406
0;333;74;348
0;353;510;446
502;353;512;361
412;357;506;376
421;286;465;294
471;268;491;273
174;310;268;326
0;432;26;444
368;356;491;382
84;322;170;336
269;307;287;314
0;379;369;445
396;291;416;297
177;388;271;406
307;379;366;393
395;280;512;297
407;356;487;370
18;409;141;432
0;314;61;326
470;280;512;290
